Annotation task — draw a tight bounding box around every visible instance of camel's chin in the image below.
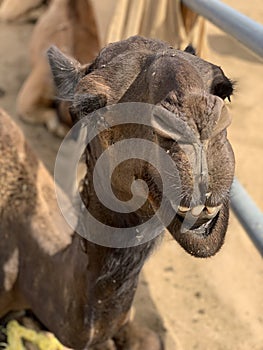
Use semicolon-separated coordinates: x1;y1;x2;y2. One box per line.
167;203;229;258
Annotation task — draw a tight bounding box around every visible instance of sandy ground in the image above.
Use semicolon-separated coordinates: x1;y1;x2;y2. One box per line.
0;1;263;349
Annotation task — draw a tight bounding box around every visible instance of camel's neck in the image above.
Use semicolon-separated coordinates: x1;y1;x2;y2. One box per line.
73;149;160;345
82;238;158;345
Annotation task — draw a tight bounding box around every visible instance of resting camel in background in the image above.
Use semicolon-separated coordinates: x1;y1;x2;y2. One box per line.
14;0;100;137
0;36;234;349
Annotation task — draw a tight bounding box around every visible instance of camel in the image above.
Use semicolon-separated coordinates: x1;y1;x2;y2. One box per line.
0;36;235;349
15;0;100;137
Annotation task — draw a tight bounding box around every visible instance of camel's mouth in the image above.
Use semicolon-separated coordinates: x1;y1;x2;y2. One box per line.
167;201;229;257
176;209;220;237
170;202;222;236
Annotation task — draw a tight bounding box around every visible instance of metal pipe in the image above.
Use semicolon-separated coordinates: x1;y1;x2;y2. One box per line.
181;0;263;59
230;178;263;256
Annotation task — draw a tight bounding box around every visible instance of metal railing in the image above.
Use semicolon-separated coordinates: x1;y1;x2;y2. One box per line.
231;178;263;255
182;0;263;256
182;0;263;59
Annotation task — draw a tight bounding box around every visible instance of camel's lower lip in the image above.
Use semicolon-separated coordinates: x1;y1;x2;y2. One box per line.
167;202;229;257
176;211;220;237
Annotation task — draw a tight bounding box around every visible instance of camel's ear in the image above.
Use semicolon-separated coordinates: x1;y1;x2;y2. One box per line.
47;46;86;100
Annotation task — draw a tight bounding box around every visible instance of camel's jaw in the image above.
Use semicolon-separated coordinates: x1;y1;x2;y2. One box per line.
167;200;229;258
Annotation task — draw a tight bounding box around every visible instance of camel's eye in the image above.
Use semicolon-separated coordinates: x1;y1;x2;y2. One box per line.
210;69;234;102
211;80;234;102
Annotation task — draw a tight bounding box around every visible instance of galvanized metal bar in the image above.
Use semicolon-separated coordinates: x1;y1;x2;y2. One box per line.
181;0;263;59
230;178;263;256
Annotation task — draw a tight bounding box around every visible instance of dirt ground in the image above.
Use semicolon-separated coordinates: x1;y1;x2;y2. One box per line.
0;1;263;349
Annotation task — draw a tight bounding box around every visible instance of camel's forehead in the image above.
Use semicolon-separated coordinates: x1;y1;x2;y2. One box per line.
67;41;232;132
147;52;205;90
76;49;205;102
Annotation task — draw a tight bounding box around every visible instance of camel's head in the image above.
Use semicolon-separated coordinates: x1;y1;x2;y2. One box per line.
48;36;235;258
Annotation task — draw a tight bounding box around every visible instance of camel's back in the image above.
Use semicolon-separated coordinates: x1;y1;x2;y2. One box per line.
0;109;38;217
0;108;73;249
0;109;73;316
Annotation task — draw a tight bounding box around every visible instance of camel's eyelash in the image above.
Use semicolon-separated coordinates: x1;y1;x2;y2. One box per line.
211;78;236;102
